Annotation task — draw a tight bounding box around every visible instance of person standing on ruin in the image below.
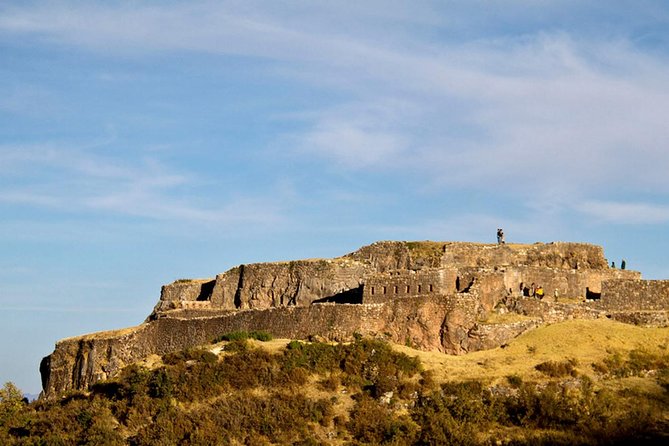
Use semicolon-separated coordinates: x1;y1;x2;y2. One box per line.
497;228;505;244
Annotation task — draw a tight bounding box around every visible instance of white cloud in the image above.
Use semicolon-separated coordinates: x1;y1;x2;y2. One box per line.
576;200;669;224
294;100;418;168
286;32;669;202
1;2;668;219
0;144;286;227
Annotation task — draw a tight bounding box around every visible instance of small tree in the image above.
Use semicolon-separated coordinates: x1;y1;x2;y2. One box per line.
0;382;25;423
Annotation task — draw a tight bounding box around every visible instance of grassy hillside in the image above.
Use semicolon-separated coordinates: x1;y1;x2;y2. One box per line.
404;318;669;383
1;321;668;445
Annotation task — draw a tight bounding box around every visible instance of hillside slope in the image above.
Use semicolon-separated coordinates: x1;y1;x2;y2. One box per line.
4;319;669;445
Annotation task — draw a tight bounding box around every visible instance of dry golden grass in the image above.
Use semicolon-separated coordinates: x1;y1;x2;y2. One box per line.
392;318;669;385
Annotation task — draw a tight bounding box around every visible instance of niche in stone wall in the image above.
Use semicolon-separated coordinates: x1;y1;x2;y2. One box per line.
196;280;216;301
456;276;474;293
585;287;601;300
312;286;363;304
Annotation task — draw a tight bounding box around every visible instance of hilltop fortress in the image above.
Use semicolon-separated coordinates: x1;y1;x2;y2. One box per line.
40;241;669;398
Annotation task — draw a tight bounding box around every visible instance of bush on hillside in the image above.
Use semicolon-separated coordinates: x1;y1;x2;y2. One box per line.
214;330;273;343
534;358;578;378
593;348;669;378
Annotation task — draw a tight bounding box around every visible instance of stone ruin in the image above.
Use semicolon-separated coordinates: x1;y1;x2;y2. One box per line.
40;241;669;398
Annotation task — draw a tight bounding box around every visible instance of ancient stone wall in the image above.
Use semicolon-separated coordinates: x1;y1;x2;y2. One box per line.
226;259;369;309
43;239;653;399
440;242;608;270
362;268;457;303
151;241;621;317
499;267;639;299
348;241;610;272
209;266;241;309
599;279;669;311
152;258;371;317
152;279;216;313
42;296;456;398
345;241;408;272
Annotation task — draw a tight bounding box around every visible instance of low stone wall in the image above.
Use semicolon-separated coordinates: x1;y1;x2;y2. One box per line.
606;311;669;327
507;297;604;322
599;279;669;311
41;295;455;398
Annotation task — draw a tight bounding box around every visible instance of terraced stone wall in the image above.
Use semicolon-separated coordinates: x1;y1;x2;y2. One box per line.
599;279;669;311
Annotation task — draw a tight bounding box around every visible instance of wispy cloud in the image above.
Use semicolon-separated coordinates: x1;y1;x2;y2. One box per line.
0;143;286;227
1;1;668;224
575;200;669;224
294;33;669;193
2;306;143;313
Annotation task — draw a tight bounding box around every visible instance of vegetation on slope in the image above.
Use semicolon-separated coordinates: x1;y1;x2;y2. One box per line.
1;323;668;445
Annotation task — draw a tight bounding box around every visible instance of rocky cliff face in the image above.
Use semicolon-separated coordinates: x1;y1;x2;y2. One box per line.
40;240;661;399
151;258;372;317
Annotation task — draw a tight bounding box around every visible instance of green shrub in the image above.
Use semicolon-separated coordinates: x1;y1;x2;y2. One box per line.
0;382;26;425
440;380;489;424
348;396;418;444
419;370;436;391
250;331;273;341
214;330;273;343
283;340;341;373
534;358;578;378
593;348;669;378
223;338;249;353
163;348;217;365
506;374;523;387
148;368;172;399
318;374;340;392
410;390;476;446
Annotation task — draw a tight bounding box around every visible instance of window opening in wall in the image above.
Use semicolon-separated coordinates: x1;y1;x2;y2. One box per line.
371;287;375;295
394;285;398;294
406;285;410;293
418;284;422;293
383;286;387;295
429;284;433;292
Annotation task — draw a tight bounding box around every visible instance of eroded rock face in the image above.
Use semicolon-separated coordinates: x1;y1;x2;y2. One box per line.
151;279;216;314
41;240;660;399
151;258;372;318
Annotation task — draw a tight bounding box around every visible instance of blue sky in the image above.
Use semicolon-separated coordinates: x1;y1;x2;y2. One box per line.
1;1;669;394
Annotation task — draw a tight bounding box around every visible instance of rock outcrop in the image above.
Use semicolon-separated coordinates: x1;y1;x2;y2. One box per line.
40;240;668;399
